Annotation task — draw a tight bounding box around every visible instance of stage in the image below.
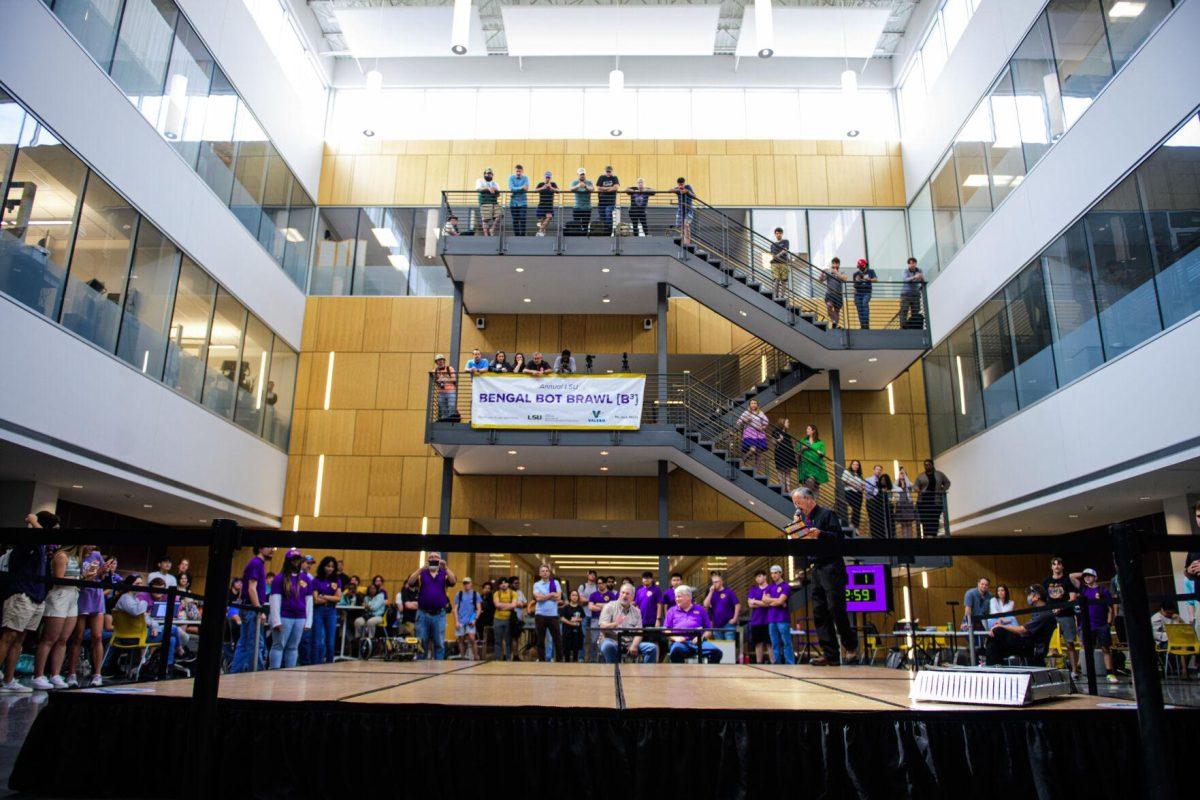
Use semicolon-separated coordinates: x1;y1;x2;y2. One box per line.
11;660;1197;798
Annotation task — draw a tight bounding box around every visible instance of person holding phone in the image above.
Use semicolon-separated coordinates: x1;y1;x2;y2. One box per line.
405;551;457;660
672;177;695;246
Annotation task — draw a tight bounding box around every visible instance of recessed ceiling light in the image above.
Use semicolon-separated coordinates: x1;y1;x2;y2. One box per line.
1013;528;1023;533
600;466;609;471
507;450;517;455
1139;496;1152;501
1068;514;1079;519
199;519;207;523
517;465;526;471
602;296;611;303
143;504;153;509
362;128;375;137
523;523;531;527
601;267;611;273
848;379;858;384
749;501;755;506
71;484;83;489
739;310;747;317
676;524;684;529
610;128;623;137
868;357;878;363
600;450;609;456
846;129;860;138
515;267;524;273
522;297;532;303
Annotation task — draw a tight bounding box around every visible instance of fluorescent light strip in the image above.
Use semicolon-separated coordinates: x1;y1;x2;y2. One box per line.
893;459;901;479
921;571;929;589
292;514;300;532
254;350;268;409
955;355;967;416
141;350;150;374
371;226;399;248
324;351;335;410
313;454;325;518
886;382;895;415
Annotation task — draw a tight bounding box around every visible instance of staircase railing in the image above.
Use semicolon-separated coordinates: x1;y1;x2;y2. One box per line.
687;336;813;410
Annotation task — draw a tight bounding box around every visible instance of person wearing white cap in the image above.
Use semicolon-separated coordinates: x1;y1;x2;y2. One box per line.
433;354;457;421
763;564;794;664
1069;566;1119;683
569;167;594;235
535;170;558;236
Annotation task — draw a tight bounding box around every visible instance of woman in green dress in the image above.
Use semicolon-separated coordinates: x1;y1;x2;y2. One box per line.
796;424;828;489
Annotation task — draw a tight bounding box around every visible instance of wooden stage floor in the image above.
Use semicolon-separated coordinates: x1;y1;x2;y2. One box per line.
89;659;1117;713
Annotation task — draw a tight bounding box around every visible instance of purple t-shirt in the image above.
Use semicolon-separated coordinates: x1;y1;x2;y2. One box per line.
77;551;106;616
271;572;312;619
747;585;768;626
663;604;710;631
634;584;663;626
589;590;617;615
764;581;791;624
708;587;738;627
312;577;338;601
416;567;450;612
241;556;267;606
664;586;677;609
1078;585;1111;631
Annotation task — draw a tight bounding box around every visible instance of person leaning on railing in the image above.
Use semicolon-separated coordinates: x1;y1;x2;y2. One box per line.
851;259;877;330
900;258;925;329
626;179;652;236
534;171;558;237
508;164;530;237
433;354;458;421
569;168;594;235
475;168;501;236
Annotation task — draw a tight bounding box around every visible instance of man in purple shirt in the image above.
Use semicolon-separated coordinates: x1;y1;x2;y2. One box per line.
746;569;772;664
764;564;795;665
634;572;664;627
405;551;457;660
662;586;722;663
230;546;274;673
703;571;741;641
663;572;683;610
588;578;618;656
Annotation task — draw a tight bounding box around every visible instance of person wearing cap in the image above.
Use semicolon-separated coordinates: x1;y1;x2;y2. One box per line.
852;258;877;329
569;168;594;235
763;564;794;664
268;549;313;669
535;171;558;236
671;177;695;245
626;178;652;236
405;551;457;660
475;167;501;236
791;486;858;666
507;164;530;237
433;354;457;421
1070;567;1118;683
454;577;482;660
746;568;773;664
595;165;621;235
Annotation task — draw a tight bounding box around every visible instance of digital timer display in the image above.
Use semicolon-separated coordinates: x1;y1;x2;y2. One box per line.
844;564;891;613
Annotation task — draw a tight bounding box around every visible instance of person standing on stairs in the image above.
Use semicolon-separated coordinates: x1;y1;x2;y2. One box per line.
772;417;797;494
769;227;791;298
737;399;770;475
796;425;827;495
822;258;847;329
852;258;876;329
672;177;695;246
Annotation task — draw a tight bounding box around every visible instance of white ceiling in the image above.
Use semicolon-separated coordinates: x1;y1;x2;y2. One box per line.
736;6;892;59
332;6;489;58
501;6;722;57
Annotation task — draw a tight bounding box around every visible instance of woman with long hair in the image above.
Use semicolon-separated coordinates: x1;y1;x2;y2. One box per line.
560;590;585;662
841;460;866;534
312;557;341;664
796;425;828;491
988;584;1017;628
490;350;512;373
64;546;112;687
511;352;526;374
894;466;918;538
31;544;86;690
772;418;797;493
736;399;770;474
268;549;313;669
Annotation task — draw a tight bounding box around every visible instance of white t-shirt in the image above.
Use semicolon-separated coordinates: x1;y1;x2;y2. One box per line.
148;571;177;588
475;178;499;192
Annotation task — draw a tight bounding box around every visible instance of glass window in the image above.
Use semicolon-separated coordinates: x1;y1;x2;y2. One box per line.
230;138;270;240
752;209;809;292
973;293;1019;425
196;67;237;204
985;68;1028;206
947;319;986;440
353;207;412;296
233;315;272;434
1010;14;1066;170
1101;0;1172;69
0;92;27;223
158;19;214;169
59;174;137;351
1047;0;1115;128
941;0;973;51
954;103;994;239
808;210;865;272
201;289;246;418
0;120;89;319
116;220;179;379
309;208;359;295
908;182;939;279
110;0;179;121
1042;221;1104;383
1137;114;1200;327
930;152;964;267
263;337;297;449
257;146;291;262
164;257;214;401
1005;261;1058;407
282;182;314;290
410;208;454;296
898;61;927;137
924;341;959;455
863;209;908;281
921;17;949;90
1085;174;1161;358
52;0;124;69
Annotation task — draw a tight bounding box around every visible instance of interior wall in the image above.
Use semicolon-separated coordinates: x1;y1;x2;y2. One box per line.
318;139;906;207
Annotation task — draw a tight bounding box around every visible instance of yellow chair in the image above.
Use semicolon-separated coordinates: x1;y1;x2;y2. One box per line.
1164;624;1200;677
1044;626;1064;668
108;610;160;681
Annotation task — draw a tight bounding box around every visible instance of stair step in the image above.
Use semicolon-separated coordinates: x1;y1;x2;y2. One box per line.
712;449;728;458
748;282;762;291
773;297;788;307
698;440;714;450
695;250;710;261
733;273;748;284
686;432;701;442
815;322;828;331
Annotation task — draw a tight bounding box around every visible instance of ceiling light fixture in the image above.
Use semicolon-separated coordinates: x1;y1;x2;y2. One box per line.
600;466;609;472
602;296;611;303
371;227;399;248
848;378;858;384
840;2;861;138
1139;496;1152;501
517;465;526;471
1068;514;1080;519
514;267;524;272
507;450;517;455
754;0;774;58
450;0;470;54
1107;1;1146;18
522;297;532;303
163;74;188;140
1013;528;1024;533
143;503;153;509
71;484;83;489
601;267;611;273
600;450;609;456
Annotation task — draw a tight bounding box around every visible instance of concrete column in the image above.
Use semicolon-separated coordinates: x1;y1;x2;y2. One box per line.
658;460;669;586
657;283;668;421
828;369;845;516
438;457;454;540
449;280;464;369
0;481;58;526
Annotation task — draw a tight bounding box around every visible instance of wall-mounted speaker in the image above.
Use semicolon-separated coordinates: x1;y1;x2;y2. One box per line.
475;316;487;330
643;318;654;331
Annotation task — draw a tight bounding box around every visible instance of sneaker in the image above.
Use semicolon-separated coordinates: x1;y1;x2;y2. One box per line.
1106;673;1120;684
49;675;69;690
536;231;545;237
65;674;79;689
0;680;32;694
89;674;103;688
29;676;54;691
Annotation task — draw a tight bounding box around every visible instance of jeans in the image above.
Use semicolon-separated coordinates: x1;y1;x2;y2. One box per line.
312;605;337;664
230;609;264;673
299;627;313;665
768;621;795;665
713;624;737;641
269;617;305;669
600;638;658;663
629;206;648;236
535;615;563;662
146;628;181;666
510;205;527;236
854;293;871;329
843;489;863;531
668;640;723;663
812;561;858;662
493;619;511;660
437;392;457;420
598;204;615;233
416;609;446;660
900;292;922;327
572;207;591;234
580;617;592;660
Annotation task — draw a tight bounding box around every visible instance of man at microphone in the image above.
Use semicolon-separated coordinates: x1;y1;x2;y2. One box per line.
789;487;858;666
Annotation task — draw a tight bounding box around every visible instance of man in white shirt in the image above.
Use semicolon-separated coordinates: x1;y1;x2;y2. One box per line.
598;582;658;663
475;168;501;236
147;556;177;588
